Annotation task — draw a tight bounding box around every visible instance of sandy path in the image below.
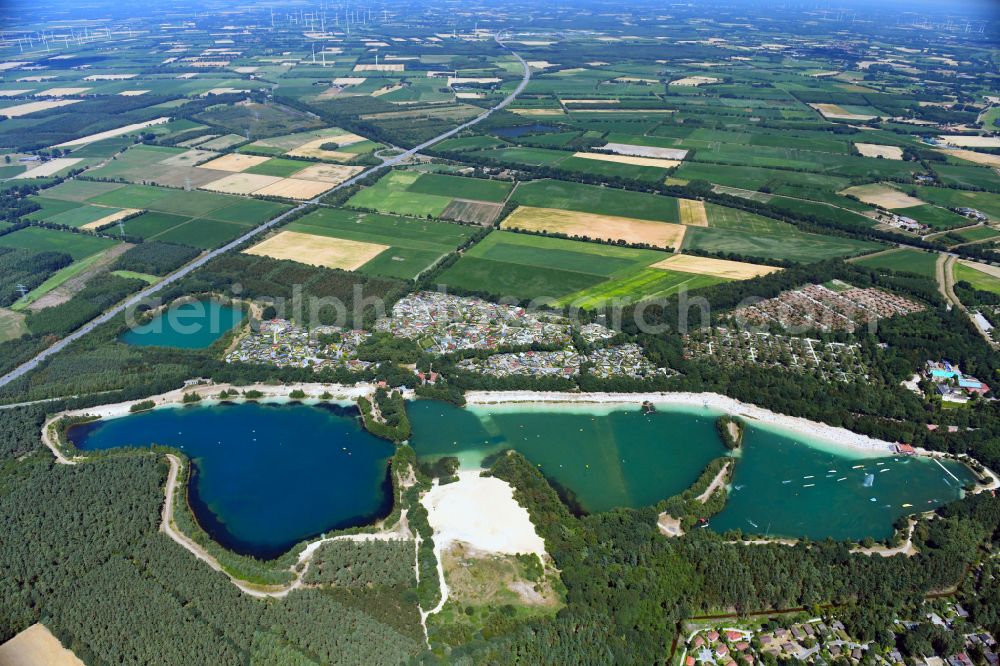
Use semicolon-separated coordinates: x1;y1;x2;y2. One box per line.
695;462;731;503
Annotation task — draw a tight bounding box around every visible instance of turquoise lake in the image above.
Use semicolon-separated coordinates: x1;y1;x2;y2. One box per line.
67;399;982;555
120;299;245;349
68;402;396;559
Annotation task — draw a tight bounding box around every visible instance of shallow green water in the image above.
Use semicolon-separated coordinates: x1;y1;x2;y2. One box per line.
120;298;245;349
408;400;729;513
709;423;977;541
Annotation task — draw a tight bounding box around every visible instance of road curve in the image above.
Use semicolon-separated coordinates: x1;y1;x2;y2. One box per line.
0;33;530;390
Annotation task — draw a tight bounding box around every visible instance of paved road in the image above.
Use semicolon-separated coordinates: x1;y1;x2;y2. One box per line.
0;33;530;390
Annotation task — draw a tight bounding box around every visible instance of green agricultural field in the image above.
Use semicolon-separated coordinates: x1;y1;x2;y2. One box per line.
555;266;726;308
0;307;26;342
511;179;680;222
681;225;882;262
346;171;452;218
766;197;876;231
934;165;1000;192
88;184;174;209
284;208;476;279
852;248;938;278
245;158;311;177
704;203;795;233
894;204;971;231
406;173;513;203
952;226;1000;243
676;162;850;193
433;230;673;303
954;263;1000;295
0;227;115;260
38;180;125;202
914;187;1000;221
24;197;80;221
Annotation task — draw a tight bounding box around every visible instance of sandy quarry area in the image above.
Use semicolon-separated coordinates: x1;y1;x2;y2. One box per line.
855;143;904;160
421;470;547;557
245;230;388;270
0;624;84;666
652;254;782;279
53;117;171;147
840;184;925;209
0;99;80;118
502;205;687;249
678;198;708;226
572;151;682;169
198;153;270;172
669;76;719;86
602;142;688;161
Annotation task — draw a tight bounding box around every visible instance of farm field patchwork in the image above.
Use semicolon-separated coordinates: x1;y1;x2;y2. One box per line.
501;206;686;250
954;262;1000;295
851;248;939;278
245;231;389;271
682;225;883;263
511;179;680;223
0;227;115;260
346;170;513;218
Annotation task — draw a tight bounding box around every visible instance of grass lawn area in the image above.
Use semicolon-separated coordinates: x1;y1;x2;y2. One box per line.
555;266;726;308
346;170;453;218
852;248;939;278
245;157;311;177
407;173;513;202
0;227;115;260
952;226;1000;243
681;225;881;262
512;179;680;223
954;262;1000;295
704;203;795;233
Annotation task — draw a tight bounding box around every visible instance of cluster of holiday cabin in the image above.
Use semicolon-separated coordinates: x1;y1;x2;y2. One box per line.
924;360;991;403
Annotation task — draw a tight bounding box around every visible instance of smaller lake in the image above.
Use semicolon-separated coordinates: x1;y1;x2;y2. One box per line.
492;123;560;138
67;402;396;559
121;299;245;349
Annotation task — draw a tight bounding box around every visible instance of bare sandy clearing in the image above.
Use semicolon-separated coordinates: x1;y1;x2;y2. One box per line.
371;83;404;97
253;177;336;200
333;77;367;85
197;153;270;172
810;103;876;121
200;172;282;195
53;117;171;147
421;470;547;557
0;624;85;666
840;184;924;209
0;89;31;97
602;142;688;160
0;99;80;118
291;163;364;184
572;151;681;169
510;108;565;116
245;230;388;270
678;199;708;226
651;254;781;279
118;89;150;96
855;143;904;160
502;206;686;249
80;207;143;231
669;76;719;86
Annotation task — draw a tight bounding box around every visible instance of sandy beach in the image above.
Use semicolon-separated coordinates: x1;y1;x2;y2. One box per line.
465;391;899;455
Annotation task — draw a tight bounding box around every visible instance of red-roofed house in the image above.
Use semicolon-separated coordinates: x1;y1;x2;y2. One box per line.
896;443;916;455
735;641;750;651
707;631;720;643
717;645;730;658
726;631;743;642
743;655;754;664
686;656;696;666
694;637;705;648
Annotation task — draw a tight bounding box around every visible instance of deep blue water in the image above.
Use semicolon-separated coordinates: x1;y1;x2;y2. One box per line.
68;402;396;559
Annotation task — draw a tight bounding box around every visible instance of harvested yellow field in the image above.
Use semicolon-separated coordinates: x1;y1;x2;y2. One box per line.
287;135;364;161
333;77;367;85
652;255;781;279
510;108;565;116
118;89;149;96
81;207;143;231
201;173;282;195
253;177;335;200
572;151;681;169
0;624;85;666
353;63;404;72
855;143;904;160
572;109;675;114
36;87;90;97
292;163;364;184
669;76;719;86
53;117;171;147
198;153;270;172
502;206;687;250
562;98;620;104
678;199;708;226
0;89;31;97
0;99;80;118
839;184;924;209
371;84;404;97
246;231;388;270
13;158;83;178
809;103;876;121
941;135;1000;148
937;148;1000;168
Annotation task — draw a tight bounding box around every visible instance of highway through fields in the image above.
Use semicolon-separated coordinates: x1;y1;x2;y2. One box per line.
0;33;531;390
